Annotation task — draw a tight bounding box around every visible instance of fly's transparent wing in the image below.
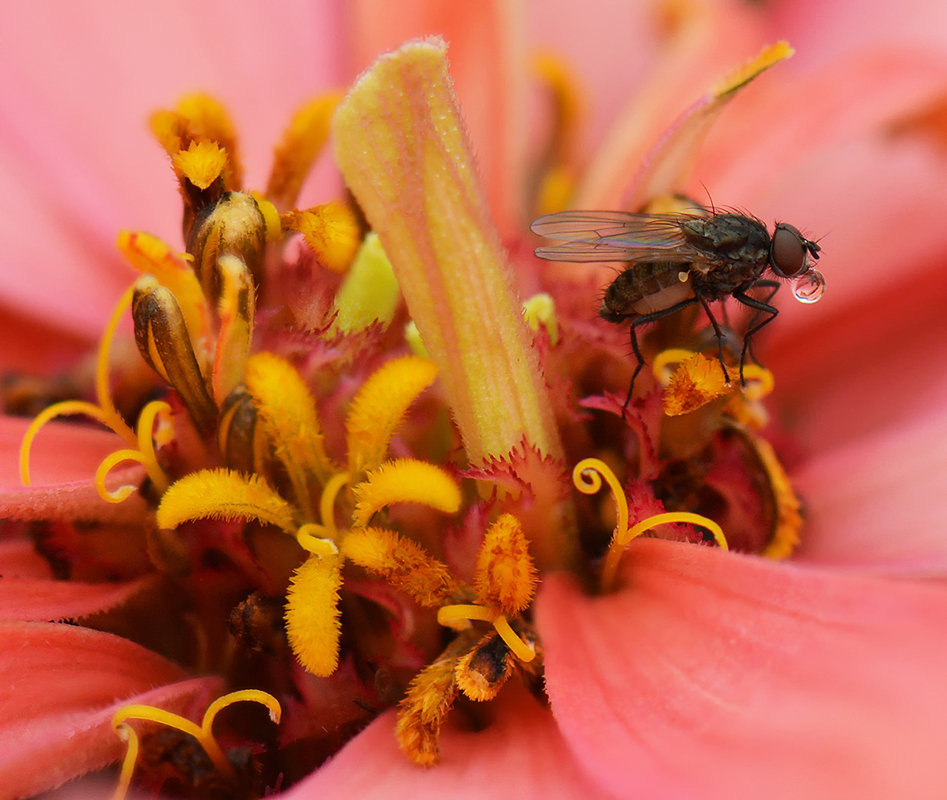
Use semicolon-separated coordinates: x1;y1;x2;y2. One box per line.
530;210;703;263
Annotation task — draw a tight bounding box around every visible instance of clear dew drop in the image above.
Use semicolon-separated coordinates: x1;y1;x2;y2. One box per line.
792;268;825;304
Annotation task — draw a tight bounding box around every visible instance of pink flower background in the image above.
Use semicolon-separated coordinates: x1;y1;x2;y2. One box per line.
2;0;947;797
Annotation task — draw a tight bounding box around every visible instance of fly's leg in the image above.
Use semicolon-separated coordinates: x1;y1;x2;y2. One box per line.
734;283;780;383
620;297;699;408
697;296;730;384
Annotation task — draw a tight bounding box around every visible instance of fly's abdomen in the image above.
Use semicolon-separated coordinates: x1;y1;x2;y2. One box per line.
599;262;695;321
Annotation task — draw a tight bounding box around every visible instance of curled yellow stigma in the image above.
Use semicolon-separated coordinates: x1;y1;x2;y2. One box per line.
437;605;536;664
20;286;175;504
573;457;727;592
111;689;280;800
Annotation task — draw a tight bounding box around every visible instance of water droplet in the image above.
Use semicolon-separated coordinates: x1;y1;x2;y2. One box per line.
792;268;825;304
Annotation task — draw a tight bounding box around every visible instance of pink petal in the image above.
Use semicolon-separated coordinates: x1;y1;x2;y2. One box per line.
0;2;345;342
0;415;148;523
0;539;53;578
537;540;947;800
346;0;526;234
0;575;155;622
793;409;947;574
282;688;607;799
0;621;217;797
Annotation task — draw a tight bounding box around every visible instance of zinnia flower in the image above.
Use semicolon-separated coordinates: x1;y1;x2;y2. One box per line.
3;3;947;800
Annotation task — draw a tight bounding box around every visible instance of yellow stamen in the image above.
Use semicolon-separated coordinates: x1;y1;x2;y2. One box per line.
345;355;439;476
282;202;360;274
95;399;173;502
436;604;536;663
572;457;629;548
330;233;401;334
474;514;537;616
351;459;461;527
20;400;111;486
111;690;280;800
522;293;559;346
295;524;340;557
20;287;137;485
156;468;298;534
117;230;211;350
395;649;461;767
285;554;343;676
266;93;343;210
603;510;728;592
318;471;350;539
151;93;243;189
172;140;228;190
712;40;794;98
663;352;731;416
244;352;335;518
573;457;726;591
455;631;515;701
212;254;256;404
341;526;457;607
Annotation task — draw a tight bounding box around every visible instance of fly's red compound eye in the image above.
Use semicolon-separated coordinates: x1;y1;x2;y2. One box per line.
770;223;809;277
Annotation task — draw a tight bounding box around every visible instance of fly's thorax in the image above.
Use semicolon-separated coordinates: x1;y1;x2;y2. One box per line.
599;263;695;320
681;213;772;299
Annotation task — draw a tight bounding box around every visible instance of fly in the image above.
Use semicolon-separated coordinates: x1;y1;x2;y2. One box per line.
530;208;824;404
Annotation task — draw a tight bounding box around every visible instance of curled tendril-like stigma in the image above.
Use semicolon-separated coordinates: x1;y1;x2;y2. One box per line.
572;457;727;592
436;604;537;663
111;690;281;800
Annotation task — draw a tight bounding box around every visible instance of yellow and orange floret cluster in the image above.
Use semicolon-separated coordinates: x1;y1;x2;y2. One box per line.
17;40;804;792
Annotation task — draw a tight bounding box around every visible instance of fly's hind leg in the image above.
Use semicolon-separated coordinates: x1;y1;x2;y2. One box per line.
620;297;699;408
734;280;780;383
697;296;730;384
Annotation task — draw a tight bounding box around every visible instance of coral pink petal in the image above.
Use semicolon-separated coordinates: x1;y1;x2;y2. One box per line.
0;415;147;522
0;621;218;798
0;2;344;343
767;259;946;454
0;575;155;622
792;410;947;574
537;541;947;800
346;1;525;233
0;539;53;578
281;689;608;800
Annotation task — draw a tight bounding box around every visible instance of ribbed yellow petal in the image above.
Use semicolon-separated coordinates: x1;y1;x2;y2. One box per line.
474;514;537;615
285;555;343;676
351;459;461;528
330;233;401;334
341;527;456;607
345;356;438;476
333;40;563;467
267;93;342;210
156;468;297;533
243;352;335;517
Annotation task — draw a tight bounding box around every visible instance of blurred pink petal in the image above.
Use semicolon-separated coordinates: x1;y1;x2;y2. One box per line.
0;1;345;344
793;410;947;574
0;621;218;797
538;540;947;800
0;574;155;622
282;688;607;800
0;415;146;522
